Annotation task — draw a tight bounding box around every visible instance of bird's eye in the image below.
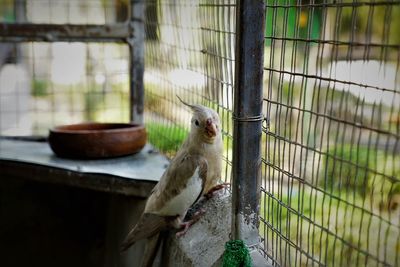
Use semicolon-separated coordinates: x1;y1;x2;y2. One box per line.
195;120;200;126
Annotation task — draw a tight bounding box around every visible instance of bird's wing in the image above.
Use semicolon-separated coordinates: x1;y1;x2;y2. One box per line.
120;155;208;252
145;153;208;215
120;213;174;252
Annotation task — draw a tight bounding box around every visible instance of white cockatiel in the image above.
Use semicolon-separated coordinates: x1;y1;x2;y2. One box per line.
120;97;223;267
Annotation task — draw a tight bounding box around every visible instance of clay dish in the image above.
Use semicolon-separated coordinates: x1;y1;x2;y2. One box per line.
49;122;147;159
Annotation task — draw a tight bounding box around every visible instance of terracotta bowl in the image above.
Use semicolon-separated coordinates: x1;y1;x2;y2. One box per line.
48;122;147;159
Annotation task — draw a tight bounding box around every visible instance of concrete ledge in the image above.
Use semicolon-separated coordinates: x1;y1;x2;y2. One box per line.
0;139;168;197
162;191;271;267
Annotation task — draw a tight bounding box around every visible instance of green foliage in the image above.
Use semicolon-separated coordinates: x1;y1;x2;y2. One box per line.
260;187;400;266
84;89;103;121
0;0;14;22
146;122;188;155
339;0;400;45
367;157;400;210
144;83;161;111
32;80;49;97
321;144;400;203
322;144;376;196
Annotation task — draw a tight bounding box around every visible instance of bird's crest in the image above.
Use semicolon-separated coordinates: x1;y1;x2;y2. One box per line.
176;95;205;114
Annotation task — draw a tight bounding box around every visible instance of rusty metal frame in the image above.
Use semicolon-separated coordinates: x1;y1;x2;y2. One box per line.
0;0;144;124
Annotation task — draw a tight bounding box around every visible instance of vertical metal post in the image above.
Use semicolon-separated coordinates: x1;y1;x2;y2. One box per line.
129;0;145;124
231;0;265;246
14;0;26;64
14;0;27;22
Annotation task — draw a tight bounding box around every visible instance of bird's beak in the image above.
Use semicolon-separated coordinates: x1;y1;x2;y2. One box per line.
205;118;217;138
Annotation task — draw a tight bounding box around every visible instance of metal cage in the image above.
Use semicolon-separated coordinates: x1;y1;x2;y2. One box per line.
1;0;399;266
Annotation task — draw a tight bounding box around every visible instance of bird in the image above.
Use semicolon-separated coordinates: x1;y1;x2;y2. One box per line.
120;96;224;267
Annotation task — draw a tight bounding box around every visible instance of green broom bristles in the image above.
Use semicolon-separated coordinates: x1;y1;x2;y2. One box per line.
222;239;252;267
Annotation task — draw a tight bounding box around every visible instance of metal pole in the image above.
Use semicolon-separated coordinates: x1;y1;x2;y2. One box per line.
14;0;27;22
231;0;265;246
0;23;130;43
129;0;145;124
14;0;26;64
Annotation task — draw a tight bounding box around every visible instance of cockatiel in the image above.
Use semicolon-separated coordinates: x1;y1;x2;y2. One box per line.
120;97;223;267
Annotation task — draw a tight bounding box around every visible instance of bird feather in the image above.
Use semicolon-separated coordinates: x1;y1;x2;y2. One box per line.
120;101;223;267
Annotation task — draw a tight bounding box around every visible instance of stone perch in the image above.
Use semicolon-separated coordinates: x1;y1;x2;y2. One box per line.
158;191;271;267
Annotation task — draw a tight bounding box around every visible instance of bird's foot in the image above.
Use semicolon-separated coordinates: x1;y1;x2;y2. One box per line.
176;208;206;237
205;182;230;199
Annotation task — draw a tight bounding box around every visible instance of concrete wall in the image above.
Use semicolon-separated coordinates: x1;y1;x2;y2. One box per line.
0;177;270;267
0;176;147;267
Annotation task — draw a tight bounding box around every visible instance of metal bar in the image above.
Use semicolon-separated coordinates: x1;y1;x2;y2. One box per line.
14;0;26;64
129;0;145;124
14;0;27;23
0;23;130;42
231;0;265;246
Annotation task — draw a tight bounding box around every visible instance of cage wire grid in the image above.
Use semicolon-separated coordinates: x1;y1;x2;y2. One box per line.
0;42;131;136
1;0;128;24
143;0;400;266
0;0;131;136
143;0;236;184
1;0;400;266
261;0;400;266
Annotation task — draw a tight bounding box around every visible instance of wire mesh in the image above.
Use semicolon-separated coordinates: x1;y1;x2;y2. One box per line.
1;0;128;24
0;42;130;136
0;0;130;136
1;0;400;266
143;0;235;183
261;0;400;266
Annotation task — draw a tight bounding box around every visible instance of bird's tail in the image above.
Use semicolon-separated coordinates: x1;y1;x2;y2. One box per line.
141;232;163;267
120;238;133;254
120;213;169;253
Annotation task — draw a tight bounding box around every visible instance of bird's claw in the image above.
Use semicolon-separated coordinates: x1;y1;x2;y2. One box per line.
205;182;230;199
176;209;206;237
192;208;206;219
176;222;191;237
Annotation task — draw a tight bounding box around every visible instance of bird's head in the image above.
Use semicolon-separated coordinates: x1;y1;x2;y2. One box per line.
178;96;221;144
